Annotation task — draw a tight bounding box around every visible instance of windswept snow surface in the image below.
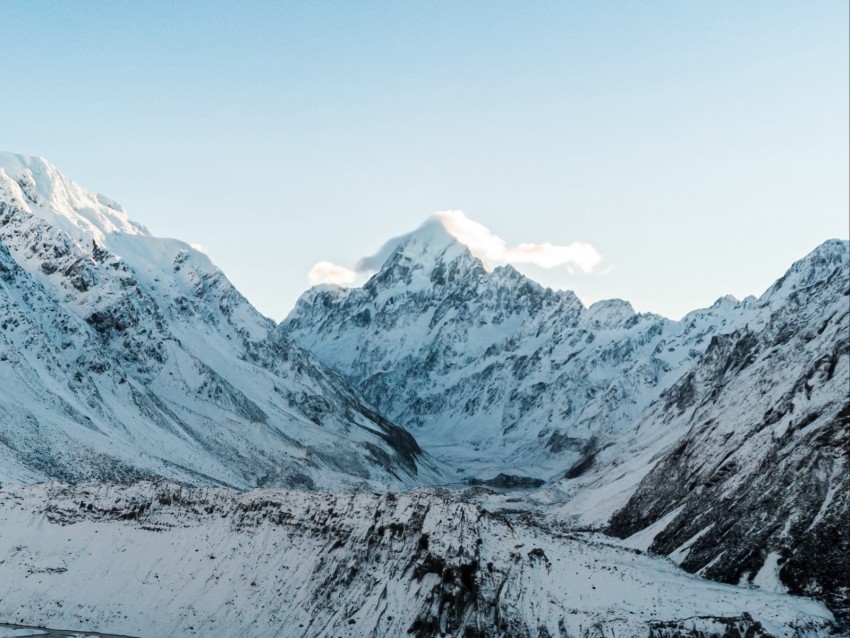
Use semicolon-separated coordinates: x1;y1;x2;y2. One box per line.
0;152;443;491
0;482;836;638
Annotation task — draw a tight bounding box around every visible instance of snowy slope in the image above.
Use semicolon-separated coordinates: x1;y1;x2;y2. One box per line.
2;154;847;632
0;153;443;490
0;482;837;638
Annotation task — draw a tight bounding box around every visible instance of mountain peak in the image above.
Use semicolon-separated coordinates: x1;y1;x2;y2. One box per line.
0;151;148;244
348;213;488;294
762;238;849;304
355;212;474;273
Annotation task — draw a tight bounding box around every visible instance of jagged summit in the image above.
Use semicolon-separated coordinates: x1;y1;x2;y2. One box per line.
362;224;486;297
763;238;849;305
0;151;226;288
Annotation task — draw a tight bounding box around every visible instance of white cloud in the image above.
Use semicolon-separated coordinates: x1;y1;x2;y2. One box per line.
190;243;208;254
435;210;603;273
306;210;604;287
307;261;358;286
504;241;602;273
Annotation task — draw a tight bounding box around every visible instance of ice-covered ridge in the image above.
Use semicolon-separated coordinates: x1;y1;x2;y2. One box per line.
0;152;227;309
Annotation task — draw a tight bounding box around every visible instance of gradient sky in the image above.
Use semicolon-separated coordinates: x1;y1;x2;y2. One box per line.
1;1;847;320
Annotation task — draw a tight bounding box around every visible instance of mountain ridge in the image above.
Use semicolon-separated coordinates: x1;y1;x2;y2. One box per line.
0;481;836;638
0;151;443;491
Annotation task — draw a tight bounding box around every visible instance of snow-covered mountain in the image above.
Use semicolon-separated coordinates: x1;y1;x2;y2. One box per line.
283;216;849;622
0;481;837;637
282;216;746;480
608;238;850;620
1;153;847;634
0;153;442;491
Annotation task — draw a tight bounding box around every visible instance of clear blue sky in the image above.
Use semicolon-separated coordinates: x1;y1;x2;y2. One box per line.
2;1;847;319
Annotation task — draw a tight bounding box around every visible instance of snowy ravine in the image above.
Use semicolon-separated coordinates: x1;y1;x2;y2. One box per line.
0;482;837;638
0;152;443;491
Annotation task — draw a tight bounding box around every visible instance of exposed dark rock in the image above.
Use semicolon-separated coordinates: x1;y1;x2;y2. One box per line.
467;474;545;489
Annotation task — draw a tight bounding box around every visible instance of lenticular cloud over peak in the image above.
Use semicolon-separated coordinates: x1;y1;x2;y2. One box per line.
306;210;604;286
434;210;603;274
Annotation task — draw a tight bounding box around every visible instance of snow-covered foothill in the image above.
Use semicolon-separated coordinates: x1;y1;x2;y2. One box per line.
0;482;837;637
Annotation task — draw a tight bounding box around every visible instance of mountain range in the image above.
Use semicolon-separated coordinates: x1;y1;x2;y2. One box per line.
0;152;846;636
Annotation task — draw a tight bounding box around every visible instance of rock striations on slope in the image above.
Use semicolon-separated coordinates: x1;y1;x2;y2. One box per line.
607;239;850;622
0;152;442;491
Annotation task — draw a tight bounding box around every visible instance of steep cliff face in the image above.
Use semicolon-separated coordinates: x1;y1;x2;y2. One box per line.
0;482;836;637
0;153;441;490
608;239;850;624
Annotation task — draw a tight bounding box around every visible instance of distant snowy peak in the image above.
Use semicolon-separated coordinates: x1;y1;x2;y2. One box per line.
307;212;587;314
356;209;602;277
285;213;587;350
357;214;471;272
308;208;603;290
